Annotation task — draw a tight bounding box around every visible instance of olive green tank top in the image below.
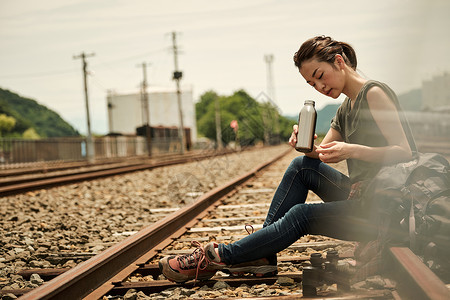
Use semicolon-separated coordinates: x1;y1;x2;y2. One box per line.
330;80;414;183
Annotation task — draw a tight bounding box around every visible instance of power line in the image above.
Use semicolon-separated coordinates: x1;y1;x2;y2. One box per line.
0;48;167;79
0;68;79;79
90;75;108;91
93;47;167;68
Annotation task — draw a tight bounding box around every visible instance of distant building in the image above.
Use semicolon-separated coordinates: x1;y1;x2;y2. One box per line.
404;110;450;138
422;72;450;110
106;87;197;143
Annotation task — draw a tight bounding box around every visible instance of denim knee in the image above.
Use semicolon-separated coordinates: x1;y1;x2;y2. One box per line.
288;155;321;173
286;155;350;203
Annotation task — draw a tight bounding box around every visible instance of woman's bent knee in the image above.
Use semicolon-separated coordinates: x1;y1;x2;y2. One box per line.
290;155;320;171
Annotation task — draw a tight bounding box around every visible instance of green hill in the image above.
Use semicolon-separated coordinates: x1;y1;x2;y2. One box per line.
316;104;340;134
0;88;80;137
397;88;422;111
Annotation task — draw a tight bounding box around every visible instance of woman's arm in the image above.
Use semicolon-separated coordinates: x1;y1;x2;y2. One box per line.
316;87;412;164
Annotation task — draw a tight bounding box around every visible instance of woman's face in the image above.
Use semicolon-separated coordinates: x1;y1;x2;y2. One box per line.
299;57;345;99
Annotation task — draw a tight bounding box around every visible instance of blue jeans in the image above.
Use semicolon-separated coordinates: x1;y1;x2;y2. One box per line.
218;156;376;265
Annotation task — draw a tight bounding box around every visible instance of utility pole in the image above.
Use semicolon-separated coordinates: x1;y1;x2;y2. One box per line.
73;52;95;162
215;96;223;149
171;31;186;154
107;89;114;133
264;54;275;103
264;54;280;144
138;62;152;156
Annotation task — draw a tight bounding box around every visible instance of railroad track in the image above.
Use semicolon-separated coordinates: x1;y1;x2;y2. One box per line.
2;148;450;299
0;149;226;176
0;148;236;197
0;136;447;197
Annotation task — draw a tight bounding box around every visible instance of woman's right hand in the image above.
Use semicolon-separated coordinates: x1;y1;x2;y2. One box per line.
288;124;318;150
288;124;299;148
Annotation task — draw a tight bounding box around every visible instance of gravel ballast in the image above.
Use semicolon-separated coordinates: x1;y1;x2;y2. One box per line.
0;145;290;291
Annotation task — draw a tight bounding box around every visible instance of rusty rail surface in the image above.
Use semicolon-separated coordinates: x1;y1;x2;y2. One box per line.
0;149;220;177
18;148;292;299
389;247;450;300
0;148;236;196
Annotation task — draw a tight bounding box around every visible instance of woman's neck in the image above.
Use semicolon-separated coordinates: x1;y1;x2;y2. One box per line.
342;71;367;102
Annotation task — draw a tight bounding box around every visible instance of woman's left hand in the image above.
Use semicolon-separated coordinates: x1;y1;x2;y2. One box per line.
315;141;351;163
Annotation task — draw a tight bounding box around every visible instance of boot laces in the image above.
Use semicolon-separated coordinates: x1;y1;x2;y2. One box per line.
176;240;211;282
245;224;254;235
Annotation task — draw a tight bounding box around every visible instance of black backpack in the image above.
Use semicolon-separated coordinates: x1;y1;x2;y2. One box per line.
353;81;450;280
353;152;450;283
367;152;450;278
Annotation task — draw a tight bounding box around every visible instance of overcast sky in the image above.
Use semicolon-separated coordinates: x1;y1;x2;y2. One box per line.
1;0;449;135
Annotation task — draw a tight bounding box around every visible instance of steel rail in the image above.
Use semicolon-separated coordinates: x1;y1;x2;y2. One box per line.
389;247;450;300
18;148;292;300
0;148;235;196
0;149;212;176
3;253;356;297
0;161;144;187
0;157;145;177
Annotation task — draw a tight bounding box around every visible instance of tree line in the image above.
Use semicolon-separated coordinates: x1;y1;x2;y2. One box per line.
0;86;294;145
196;89;293;146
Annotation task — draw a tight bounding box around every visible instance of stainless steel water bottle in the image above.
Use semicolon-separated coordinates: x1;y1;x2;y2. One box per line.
295;100;317;153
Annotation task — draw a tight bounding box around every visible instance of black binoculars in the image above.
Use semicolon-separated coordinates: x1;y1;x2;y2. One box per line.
301;250;351;297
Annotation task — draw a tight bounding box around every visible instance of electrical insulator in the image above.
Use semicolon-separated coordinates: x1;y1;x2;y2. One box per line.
173;71;183;80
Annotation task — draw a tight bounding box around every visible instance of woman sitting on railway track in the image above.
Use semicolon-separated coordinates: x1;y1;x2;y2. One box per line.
159;35;414;283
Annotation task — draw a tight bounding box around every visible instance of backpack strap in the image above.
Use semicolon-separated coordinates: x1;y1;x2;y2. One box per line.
408;193;416;250
362;80;418;156
362;81;422;252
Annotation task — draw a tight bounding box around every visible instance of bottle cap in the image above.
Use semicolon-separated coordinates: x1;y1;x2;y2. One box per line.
304;100;315;106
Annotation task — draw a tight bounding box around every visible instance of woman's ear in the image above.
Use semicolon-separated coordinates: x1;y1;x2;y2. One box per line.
335;54;345;69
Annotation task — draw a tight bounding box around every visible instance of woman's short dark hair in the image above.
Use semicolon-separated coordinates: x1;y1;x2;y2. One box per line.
294;36;357;70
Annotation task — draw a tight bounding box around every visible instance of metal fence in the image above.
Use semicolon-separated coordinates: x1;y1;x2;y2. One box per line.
0;136;183;168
